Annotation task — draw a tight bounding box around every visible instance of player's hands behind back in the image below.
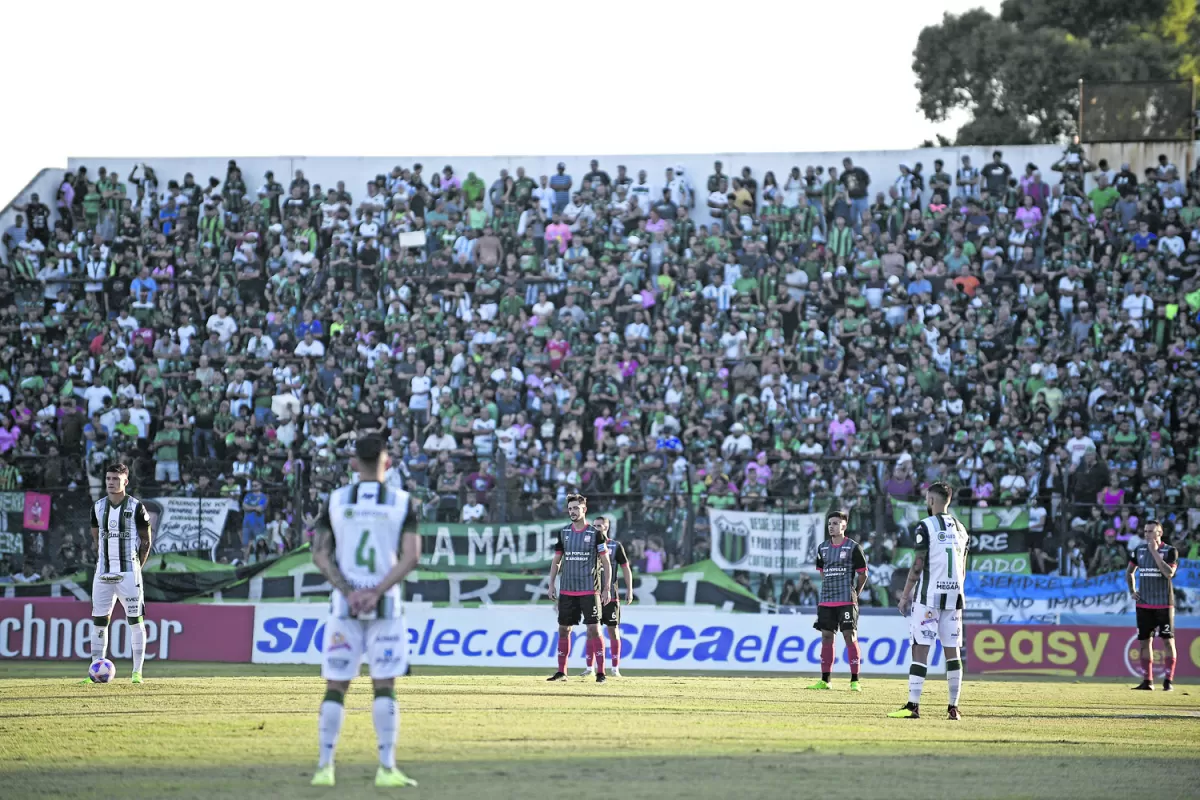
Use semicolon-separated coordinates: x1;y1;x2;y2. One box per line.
349;587;380;616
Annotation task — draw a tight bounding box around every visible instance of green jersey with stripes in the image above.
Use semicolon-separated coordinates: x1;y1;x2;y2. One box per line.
913;513;969;610
92;495;152;574
321;480;416;620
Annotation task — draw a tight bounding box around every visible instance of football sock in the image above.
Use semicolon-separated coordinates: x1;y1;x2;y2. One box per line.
589;636;605;675
908;662;927;705
130;622;146;674
556;633;570;673
90;622;109;663
1141;646;1154;681
373;687;398;770
610;636;621;668
586;647;593;668
317;689;345;768
820;638;834;679
1164;652;1176;680
946;658;963;705
847;641;861;681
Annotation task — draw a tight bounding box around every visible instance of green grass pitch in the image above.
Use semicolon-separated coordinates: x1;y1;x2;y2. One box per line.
1;662;1198;799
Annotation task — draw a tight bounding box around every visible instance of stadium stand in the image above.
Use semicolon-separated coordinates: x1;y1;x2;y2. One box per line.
2;147;1200;596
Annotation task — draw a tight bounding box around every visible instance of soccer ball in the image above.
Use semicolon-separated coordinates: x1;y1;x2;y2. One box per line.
89;659;116;684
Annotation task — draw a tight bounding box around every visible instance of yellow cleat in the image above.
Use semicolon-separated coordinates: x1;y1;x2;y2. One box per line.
375;767;418;788
887;702;920;718
311;765;335;787
131;672;143;685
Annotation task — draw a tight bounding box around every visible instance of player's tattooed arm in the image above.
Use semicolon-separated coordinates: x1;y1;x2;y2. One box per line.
312;525;356;597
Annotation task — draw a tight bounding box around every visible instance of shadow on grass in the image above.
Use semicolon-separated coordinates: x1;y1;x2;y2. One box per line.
3;753;1199;800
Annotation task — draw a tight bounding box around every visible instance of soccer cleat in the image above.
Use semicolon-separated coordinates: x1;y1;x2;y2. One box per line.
887;702;920;718
806;680;831;690
131;672;143;685
1163;679;1174;692
1132;680;1154;691
610;667;622;678
948;705;962;721
375;767;418;788
596;673;607;684
546;672;567;682
848;681;862;692
311;765;335;787
579;667;595;677
77;677;97;685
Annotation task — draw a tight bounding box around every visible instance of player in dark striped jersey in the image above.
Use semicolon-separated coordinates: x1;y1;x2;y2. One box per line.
807;510;868;692
546;494;612;683
582;517;633;679
1127;520;1178;691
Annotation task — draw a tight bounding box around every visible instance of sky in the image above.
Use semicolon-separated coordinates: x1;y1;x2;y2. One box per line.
0;0;1003;206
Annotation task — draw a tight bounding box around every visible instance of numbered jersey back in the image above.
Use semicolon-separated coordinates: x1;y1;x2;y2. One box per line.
326;481;414;618
914;513;969;610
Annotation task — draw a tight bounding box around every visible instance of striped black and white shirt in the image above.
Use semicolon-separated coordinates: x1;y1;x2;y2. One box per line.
93;495;152;574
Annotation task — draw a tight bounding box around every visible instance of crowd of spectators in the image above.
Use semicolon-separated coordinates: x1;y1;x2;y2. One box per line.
3;146;1200;587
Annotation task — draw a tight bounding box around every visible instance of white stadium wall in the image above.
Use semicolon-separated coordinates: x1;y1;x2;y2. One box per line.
6;142;1196;263
67;148;1071;212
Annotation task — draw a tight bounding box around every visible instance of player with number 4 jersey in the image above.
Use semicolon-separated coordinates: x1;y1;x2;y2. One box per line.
310;435;421;790
889;482;968;720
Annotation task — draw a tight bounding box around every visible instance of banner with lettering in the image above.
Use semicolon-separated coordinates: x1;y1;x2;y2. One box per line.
968;624;1200;678
964;560;1200;600
145;496;238;554
0;492;39;556
706;508;822;574
891;500;1031;531
418;511;623;572
2;550;762;611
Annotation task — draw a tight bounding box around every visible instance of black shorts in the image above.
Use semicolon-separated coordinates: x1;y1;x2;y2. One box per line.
601;600;621;627
558;593;601;627
1136;606;1175;640
814;604;858;633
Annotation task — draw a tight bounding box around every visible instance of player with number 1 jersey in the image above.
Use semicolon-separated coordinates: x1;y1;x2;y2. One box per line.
890;482;968;720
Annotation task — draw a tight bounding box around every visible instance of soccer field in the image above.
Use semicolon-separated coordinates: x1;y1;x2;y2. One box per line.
1;663;1197;800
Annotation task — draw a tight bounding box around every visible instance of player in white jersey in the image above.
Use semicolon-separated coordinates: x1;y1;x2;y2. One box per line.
311;435;421;790
85;463;153;684
888;481;967;721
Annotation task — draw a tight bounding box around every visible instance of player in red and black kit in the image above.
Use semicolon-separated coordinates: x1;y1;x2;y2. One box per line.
546;494;612;683
1126;519;1178;691
807;510;868;692
582;517;633;678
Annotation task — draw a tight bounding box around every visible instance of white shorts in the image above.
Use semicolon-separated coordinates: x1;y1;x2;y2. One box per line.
92;570;144;618
321;616;410;682
909;602;962;649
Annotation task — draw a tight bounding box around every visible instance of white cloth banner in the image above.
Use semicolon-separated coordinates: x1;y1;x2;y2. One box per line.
706;508;824;574
146;496;237;554
251;604;940;674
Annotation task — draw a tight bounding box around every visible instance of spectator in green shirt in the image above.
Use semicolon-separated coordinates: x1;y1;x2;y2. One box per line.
152;419;182;483
1087;175;1119;213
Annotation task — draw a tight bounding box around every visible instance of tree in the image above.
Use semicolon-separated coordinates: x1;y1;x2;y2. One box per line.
913;0;1194;144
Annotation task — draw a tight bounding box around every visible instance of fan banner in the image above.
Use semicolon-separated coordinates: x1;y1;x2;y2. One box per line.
706;508;823;574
